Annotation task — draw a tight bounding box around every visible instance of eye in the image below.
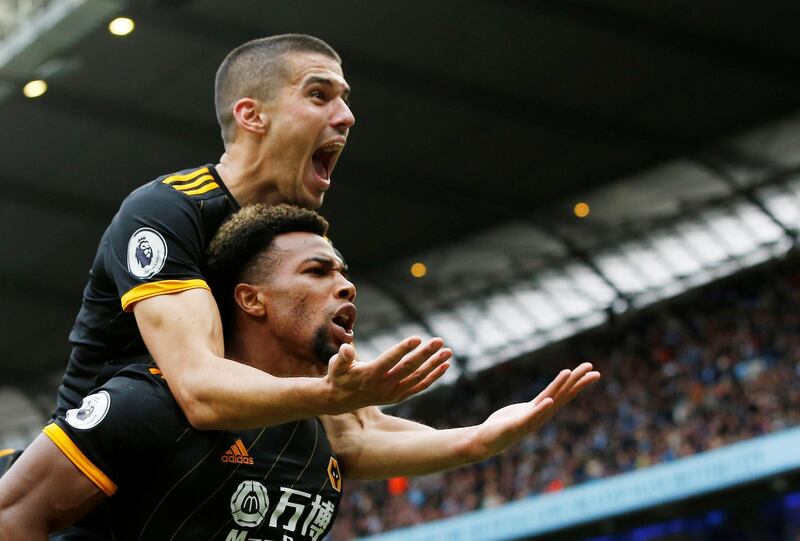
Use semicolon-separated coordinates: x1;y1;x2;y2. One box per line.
310;89;327;101
306;266;327;276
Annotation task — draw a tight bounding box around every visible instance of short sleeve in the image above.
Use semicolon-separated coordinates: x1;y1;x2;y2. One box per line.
43;370;187;496
106;176;211;311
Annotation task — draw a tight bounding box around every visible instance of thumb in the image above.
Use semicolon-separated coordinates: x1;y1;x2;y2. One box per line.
328;343;357;376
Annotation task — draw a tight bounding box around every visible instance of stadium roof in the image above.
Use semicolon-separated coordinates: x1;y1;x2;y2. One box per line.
3;0;800;385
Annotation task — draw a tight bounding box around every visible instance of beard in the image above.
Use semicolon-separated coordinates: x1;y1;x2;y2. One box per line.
312;323;338;369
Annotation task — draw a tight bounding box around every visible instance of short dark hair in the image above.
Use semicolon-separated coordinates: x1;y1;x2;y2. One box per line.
205;204;329;327
214;34;341;145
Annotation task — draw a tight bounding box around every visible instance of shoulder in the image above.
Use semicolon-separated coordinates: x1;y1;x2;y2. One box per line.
121;165;214;212
43;366;189;496
70;365;175;422
54;364;187;449
116;164;233;228
156;165;226;200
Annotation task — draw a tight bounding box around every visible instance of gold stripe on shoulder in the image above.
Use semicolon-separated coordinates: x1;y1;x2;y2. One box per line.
184;182;220;196
0;448;14;458
162;167;208;185
171;174;214;192
121;279;210;311
42;424;118;496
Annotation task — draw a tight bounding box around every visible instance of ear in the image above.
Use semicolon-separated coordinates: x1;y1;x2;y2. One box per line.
233;283;267;317
232;97;268;135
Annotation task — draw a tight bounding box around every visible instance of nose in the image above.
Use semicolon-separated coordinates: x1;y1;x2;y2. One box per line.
335;275;356;302
331;99;355;134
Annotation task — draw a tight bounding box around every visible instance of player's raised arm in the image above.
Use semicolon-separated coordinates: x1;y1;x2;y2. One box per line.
322;363;600;480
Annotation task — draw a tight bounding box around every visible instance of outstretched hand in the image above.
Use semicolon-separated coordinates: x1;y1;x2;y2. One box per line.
324;336;452;414
471;362;600;461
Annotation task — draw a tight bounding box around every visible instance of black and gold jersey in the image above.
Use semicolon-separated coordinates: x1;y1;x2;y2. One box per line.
45;365;343;541
55;165;239;418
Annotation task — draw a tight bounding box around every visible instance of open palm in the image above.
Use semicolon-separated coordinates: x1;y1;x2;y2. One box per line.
473;363;600;460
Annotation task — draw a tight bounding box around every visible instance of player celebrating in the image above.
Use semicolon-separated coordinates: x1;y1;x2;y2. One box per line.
0;205;600;540
29;32;448;541
56;33;447;431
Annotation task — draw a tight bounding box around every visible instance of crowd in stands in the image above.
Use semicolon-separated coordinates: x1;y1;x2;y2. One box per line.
330;255;800;540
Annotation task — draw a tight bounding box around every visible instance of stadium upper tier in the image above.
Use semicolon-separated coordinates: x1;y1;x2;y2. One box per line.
355;118;800;383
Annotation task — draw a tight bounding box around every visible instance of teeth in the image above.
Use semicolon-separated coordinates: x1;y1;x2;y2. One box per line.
334;313;351;328
320;142;344;152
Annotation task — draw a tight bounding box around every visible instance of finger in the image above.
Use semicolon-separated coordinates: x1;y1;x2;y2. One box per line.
551;363;594;405
564;363;593;387
542;371;601;423
532;369;571;405
397;348;453;399
561;371;601;402
525;397;555;429
385;337;445;379
396;348;452;389
328;343;357;376
527;370;601;429
536;397;554;410
400;362;450;400
371;336;424;373
573;362;594;378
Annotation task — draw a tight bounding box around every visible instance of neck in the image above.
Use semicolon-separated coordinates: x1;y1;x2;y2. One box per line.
215;139;285;207
226;322;325;379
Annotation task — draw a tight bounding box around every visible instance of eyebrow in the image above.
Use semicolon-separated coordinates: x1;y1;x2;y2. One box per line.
303;75;351;101
304;255;349;277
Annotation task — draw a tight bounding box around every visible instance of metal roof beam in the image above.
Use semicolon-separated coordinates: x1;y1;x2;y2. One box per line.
692;156;798;243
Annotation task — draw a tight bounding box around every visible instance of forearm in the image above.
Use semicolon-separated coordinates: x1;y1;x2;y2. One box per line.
324;410;485;480
165;351;333;430
348;425;481;479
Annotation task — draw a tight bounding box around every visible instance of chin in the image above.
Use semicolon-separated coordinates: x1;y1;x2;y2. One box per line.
292;193;323;210
304;191;325;210
312;325;339;365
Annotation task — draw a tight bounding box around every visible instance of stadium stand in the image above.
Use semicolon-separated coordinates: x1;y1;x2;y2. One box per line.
331;254;800;540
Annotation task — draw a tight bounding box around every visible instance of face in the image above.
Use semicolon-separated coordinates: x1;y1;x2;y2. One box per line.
260;232;356;366
260;52;355;209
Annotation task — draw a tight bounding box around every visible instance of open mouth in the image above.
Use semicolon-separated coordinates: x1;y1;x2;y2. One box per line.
331;304;356;339
312;141;344;181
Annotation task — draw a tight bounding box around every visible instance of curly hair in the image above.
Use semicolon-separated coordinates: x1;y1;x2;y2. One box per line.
205;204;329;326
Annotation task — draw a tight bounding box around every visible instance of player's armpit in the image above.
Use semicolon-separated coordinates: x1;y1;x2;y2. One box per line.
0;434;106;538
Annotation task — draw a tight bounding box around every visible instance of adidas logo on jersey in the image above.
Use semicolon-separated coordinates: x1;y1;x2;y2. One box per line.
221;438;254;465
